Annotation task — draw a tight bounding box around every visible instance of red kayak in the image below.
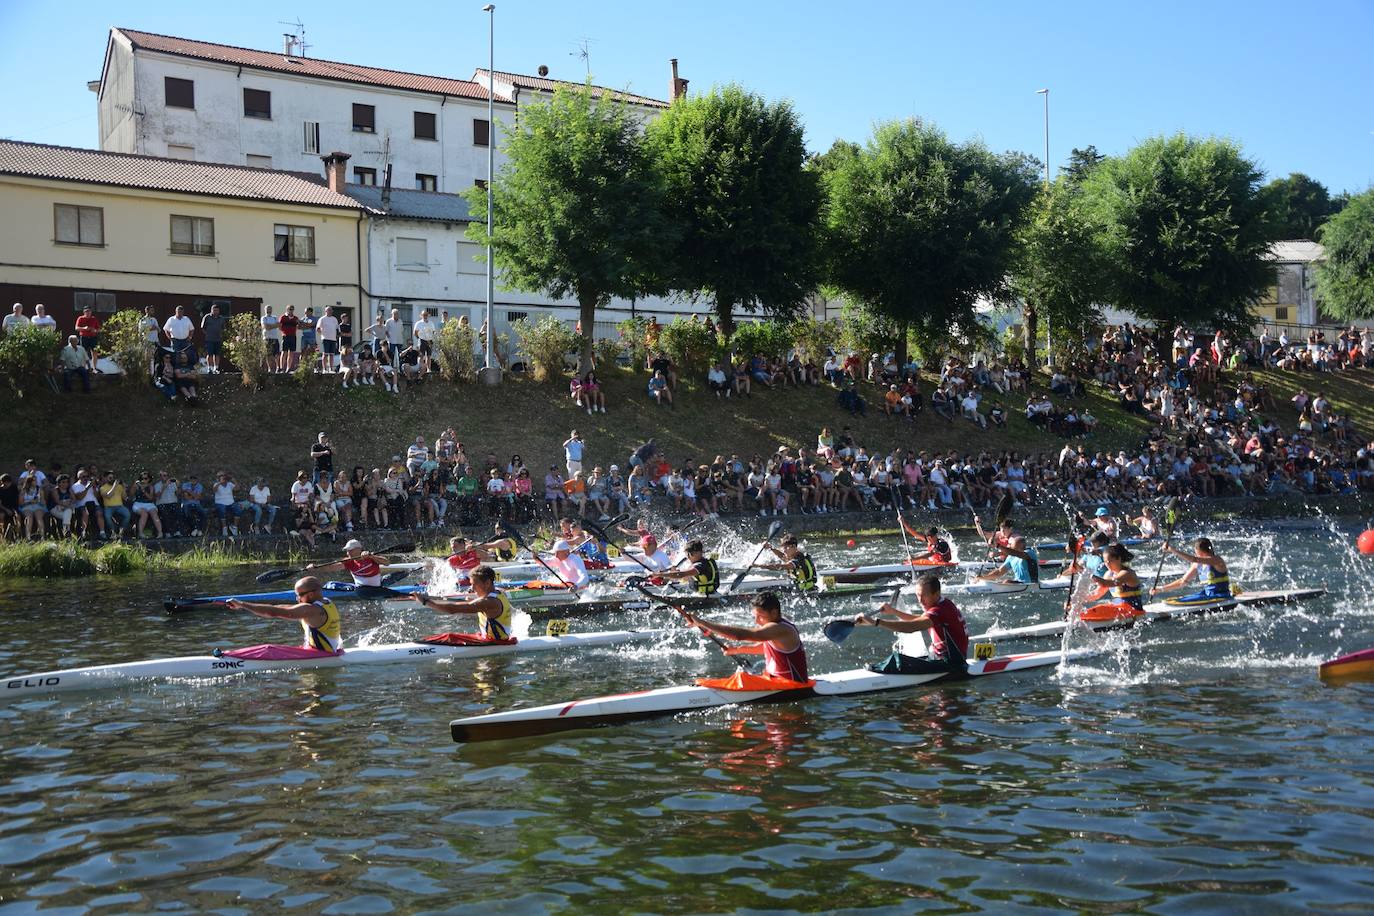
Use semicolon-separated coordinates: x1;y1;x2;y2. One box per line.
1319;648;1374;683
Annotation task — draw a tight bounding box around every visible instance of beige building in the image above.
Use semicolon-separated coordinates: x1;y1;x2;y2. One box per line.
0;139;366;335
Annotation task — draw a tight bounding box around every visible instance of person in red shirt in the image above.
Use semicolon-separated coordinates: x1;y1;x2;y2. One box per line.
857;574;969;667
279;304;300;373
683;593;808;682
74;306;101;370
307;538;384;586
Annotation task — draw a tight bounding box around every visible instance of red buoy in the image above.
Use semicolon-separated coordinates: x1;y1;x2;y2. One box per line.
1358;530;1374;555
846;538;857;549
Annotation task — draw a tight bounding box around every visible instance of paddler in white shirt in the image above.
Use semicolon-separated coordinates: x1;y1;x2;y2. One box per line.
1079;506;1118;539
549;539;590;590
226;576;342;652
412;565;514;640
1131;505;1160;539
306;538;384;586
630;534;673;572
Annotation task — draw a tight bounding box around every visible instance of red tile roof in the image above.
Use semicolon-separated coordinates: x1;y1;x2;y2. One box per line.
0;140;362;210
474;68;668;109
115;28;509;104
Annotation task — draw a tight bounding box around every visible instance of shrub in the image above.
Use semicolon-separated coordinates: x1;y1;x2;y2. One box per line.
838;300;899;356
512;315;578;381
616;316;652;370
728;319;793;362
592;335;625;370
101;309;152;382
224;312;269;388
292;348;320;385
659;317;718;375
0;324;61;396
435;318;477;382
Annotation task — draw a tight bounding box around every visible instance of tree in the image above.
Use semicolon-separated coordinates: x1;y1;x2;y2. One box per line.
1063;146;1105;184
647;85;820;336
1081;134;1276;331
464;84;671;374
1316;188;1374;320
1011;178;1111;368
821;118;1039;364
1262;172;1343;241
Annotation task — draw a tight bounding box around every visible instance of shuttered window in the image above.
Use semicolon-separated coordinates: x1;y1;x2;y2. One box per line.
243;88;272;119
414;111;437;140
353;103;375;133
165;77;195;109
396;237;428;269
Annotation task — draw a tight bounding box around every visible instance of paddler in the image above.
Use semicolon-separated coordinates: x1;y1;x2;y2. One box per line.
307;538;384;586
1081;544;1144;617
1131;505;1160;539
412;565;514;640
682;592;808;681
549;539;591;590
1078;506;1118;539
226;576;342;652
910;526;953;565
855;573;968;670
974;535;1040;584
760;534;818;591
974;516;1016;553
658;539;720;595
1066;532;1111;578
630;534;674;572
479;525;519;562
567;518;612;569
1152;537;1231;602
444;536;489;584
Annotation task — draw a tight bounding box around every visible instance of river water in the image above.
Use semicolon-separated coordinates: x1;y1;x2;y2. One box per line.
2;519;1372;913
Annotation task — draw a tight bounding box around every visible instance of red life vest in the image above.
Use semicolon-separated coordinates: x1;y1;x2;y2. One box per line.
447;550;481;572
762;619;808;682
342;555;381;586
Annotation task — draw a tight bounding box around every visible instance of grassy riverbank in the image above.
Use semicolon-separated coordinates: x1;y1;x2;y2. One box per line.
0;540;260;578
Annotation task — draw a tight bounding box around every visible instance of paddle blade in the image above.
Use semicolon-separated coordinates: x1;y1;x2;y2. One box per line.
994;492;1014;526
767;520;784;539
823;618;857;645
255;568;296;584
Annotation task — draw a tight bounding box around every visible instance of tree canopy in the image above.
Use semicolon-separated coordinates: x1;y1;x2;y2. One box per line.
465;84;671;373
1261;172;1345;241
646;85;820;336
1316;188;1374;320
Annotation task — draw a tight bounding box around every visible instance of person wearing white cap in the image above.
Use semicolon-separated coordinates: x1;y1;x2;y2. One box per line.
307;538;385;586
550;538;590;590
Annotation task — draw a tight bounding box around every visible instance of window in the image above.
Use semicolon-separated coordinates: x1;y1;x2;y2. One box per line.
414;111;437;140
166;144;195;160
165;76;195;109
506;310;529;323
170;215;215;256
75;291;118;314
355;167;378;186
352;103;375;133
303;120;321;154
274;224;315;263
243;88;272;119
473;118;490;147
457;241;484;275
396;237;428;270
1276;307;1290;321
54;204;104;247
246;154;272;168
415;173;437;192
474;178;487;189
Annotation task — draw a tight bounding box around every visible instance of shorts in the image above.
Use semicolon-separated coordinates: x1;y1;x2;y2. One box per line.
282;335;297;353
567;459;583;476
205;341;222;356
80;336;98;352
321;339;338;354
418;339;432;356
302;332;316;347
132;501;156;513
266;339;281;355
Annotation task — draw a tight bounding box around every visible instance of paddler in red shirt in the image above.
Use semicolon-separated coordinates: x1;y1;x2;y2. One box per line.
307;538;385;586
856;574;969;667
682;593;808;682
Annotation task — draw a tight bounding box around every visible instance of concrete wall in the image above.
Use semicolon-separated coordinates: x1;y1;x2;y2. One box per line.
97;33;139;155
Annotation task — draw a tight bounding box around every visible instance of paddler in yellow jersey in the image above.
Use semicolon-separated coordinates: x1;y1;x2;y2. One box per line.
1152;537;1231;602
479;525;519;562
411;565;514;640
760;534;818;591
225;576;342;652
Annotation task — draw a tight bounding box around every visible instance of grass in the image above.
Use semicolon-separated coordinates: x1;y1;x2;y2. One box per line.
0;540;253;578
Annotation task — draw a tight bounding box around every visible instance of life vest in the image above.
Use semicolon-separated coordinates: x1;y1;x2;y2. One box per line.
1195;561;1231;597
923;534;952;564
791;553;817;591
1107;571;1144;609
693;557;720;595
491;542;517;562
301;598;342;652
762;619;808;681
342;555;382;586
479;590;514;640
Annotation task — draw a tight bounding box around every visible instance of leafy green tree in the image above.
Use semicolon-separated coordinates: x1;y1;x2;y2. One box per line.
647;85;820;336
1081;134;1276;331
224;313;268;388
465;84;671;374
658;317;718;376
1063;146;1105;184
0;324;61;396
101;309;153;382
1316;188;1374;320
821;118;1039;364
435;317;477;382
1262;172;1343;240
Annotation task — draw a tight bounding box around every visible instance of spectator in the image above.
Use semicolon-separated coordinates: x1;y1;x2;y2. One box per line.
213;472;246;537
3;303;29;334
581;371;607;413
179;475;206;536
317;306;340;373
30;304;57;334
412;309;436;373
163;305;195;357
312;433;335;484
129;472;163;538
707;363;731;398
248;478;278;534
279;304;300;372
58;335;91;393
153;470;181;535
563;430;585;477
300;306;317;361
74;306;101;370
200;304;226;374
261;306;282;372
648;369;674;406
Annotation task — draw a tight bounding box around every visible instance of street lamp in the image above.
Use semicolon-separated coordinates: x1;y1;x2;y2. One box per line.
479;3;501;385
1036;88;1052;367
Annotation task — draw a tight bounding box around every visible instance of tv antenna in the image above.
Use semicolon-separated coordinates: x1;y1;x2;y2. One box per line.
278;19;309;57
569;37;595;77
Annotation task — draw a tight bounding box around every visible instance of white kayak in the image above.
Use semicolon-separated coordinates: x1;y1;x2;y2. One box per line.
450;646;1093;743
969;587;1327;643
818;558;1066;583
2;628;669;701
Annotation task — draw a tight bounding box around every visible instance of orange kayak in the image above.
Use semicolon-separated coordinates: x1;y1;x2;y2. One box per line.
1319;648;1374;683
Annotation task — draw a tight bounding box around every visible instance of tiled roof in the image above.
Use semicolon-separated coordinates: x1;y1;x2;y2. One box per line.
474;68;668;109
1268;239;1325;263
115;28;508;104
0;140;361;210
343;184;473;222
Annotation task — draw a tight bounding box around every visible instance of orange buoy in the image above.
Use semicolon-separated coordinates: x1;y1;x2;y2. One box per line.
846;538;857;549
1358;530;1374;555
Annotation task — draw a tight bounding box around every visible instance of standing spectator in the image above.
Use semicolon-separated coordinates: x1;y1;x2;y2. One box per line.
58;336;91;392
545;465;566;516
317;306;340;373
366;312;387;363
99;471;131;537
30;304;57;334
248;478;278;534
154;470;181;535
279;305;300;371
179;475;207;536
337;308;353;354
413;309;436;373
311;433;334;484
300;306;317;362
138;306;159;376
3;303;29;334
261;306;282;373
163;305;195;356
200;303;226;374
564;430;585;477
384;309;406;370
74;306;101;370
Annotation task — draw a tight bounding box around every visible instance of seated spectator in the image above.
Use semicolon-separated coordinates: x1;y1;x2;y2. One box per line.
249;478;278;534
931;387;955;422
837;382;867;417
129;472;163;538
648;369;674;406
581;371;607;414
707;363;731;398
179;475;206;536
58;336;91;393
961;392;987;428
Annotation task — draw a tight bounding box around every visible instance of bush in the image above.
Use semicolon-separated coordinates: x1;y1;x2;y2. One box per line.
292;348;320;385
592;335;625;370
512;315;578;381
102;309;152;382
788;316;840;366
224;312;268;388
728;319;793;362
435;319;477;382
615;316;652;370
659;317;718;375
0;324;61;396
838;299;899;356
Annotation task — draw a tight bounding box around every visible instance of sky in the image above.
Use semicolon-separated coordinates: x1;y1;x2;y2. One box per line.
1;0;1371;193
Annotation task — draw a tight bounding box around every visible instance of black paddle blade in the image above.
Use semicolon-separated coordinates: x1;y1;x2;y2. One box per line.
994;492;1014;526
500;523;530;549
624;576;647;589
255;568;296;584
380;570;407;587
823;618;857;645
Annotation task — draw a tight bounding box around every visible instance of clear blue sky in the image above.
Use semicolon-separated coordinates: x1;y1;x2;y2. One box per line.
2;0;1370;193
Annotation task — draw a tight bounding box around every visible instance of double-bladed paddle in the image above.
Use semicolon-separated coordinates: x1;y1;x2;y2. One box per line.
725;520;785;594
624;578;753;668
497;522;573;590
1148;497;1182;596
255;540;416;584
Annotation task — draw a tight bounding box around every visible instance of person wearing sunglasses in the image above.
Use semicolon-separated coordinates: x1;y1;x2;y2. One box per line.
226;576;342;653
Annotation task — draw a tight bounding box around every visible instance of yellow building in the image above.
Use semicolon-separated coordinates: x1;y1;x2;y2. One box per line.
0;140;366;334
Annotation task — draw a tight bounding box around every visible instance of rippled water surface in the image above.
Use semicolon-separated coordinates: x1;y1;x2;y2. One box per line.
2;519;1372;913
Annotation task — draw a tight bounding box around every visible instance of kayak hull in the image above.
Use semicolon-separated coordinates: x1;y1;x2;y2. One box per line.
1319;647;1374;683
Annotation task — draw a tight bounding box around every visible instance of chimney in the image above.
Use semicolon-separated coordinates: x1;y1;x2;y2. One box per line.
669;58;688;101
321;151;351;193
283;34;296;56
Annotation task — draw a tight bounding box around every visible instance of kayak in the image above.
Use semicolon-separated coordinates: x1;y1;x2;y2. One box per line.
1035;537;1149;552
818;558;1065;584
450;646;1093;744
1;627;671;700
165;580;428;613
969;587;1327;643
1319;647;1374;683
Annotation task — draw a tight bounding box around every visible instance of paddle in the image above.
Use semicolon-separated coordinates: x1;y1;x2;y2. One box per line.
1061;514;1084;620
165;571;410;614
1148;496;1182;597
890;484;918;585
255;541;415;583
580;515;657;575
725;520;785;594
498;522;574;590
973;492;1014;563
625;578;751;669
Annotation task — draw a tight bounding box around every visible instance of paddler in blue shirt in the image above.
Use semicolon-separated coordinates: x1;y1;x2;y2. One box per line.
412;565;514;640
1152;537;1231;603
974;535;1040;584
226;576;342;652
1067;532;1111;579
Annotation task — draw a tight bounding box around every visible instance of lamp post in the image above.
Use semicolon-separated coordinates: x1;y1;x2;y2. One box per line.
1036;87;1052;368
479;3;501;385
